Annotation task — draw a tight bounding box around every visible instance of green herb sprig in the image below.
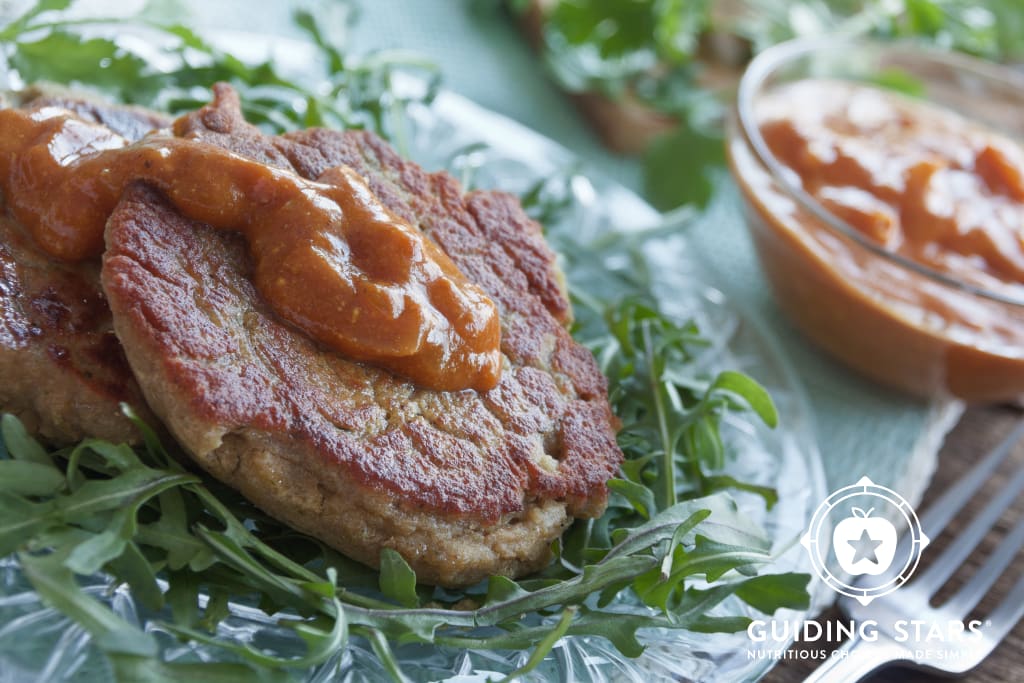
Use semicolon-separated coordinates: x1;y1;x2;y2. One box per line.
523;0;1022;111
1;408;809;681
509;0;1024;211
0;0;440;143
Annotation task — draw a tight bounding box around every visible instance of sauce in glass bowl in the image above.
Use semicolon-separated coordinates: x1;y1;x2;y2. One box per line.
728;40;1024;401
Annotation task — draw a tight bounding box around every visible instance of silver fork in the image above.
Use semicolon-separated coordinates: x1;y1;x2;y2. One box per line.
803;420;1024;682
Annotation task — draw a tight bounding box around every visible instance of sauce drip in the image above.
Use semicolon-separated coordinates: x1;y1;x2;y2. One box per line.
0;106;502;392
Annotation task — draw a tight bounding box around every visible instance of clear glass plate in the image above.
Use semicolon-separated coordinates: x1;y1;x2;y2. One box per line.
0;31;831;683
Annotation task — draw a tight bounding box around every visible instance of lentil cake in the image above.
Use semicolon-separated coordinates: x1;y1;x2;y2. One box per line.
101;85;623;586
0;91;166;443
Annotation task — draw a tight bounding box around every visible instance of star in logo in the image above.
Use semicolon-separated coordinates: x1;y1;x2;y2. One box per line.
848;529;884;564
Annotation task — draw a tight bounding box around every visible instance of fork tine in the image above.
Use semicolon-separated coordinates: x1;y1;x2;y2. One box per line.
974;569;1024;661
870;421;1024;599
919;420;1024;536
944;513;1024;619
913;464;1024;590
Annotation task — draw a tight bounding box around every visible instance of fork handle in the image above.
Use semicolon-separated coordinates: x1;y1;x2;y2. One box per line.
802;634;908;683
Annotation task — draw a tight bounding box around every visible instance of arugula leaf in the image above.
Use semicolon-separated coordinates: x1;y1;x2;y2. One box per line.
607;478;658;519
0;0;439;143
501;606;576;681
575;290;781;510
538;0;705;98
0;410;808;679
0;460;65;496
378;548;420;608
642;117;726;212
108;543;164;611
0;0;71;41
0;493;56;556
654;0;711;63
9;32;158;99
366;628;407;683
702;474;779;510
528;0;1022;95
110;657;291;683
871;67;928;97
711;370;778;428
734;572;812;613
20;550;159;658
1;413;53;465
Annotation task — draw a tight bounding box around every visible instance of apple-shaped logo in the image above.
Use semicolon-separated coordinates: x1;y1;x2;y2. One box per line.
832;506;898;576
803;477;929;605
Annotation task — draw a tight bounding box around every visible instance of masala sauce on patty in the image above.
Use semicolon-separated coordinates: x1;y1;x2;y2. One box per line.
0;105;501;392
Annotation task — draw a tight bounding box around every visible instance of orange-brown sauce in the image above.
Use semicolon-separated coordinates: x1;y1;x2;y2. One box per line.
0;106;501;392
729;79;1024;401
759;80;1024;295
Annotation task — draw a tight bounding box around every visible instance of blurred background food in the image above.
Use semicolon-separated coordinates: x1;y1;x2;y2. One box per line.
507;0;1024;211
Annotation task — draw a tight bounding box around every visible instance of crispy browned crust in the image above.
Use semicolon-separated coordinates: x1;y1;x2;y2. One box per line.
102;85;622;585
0;93;167;444
0;214;150;443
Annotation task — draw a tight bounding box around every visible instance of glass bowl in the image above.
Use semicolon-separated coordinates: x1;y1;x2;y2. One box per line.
727;37;1024;402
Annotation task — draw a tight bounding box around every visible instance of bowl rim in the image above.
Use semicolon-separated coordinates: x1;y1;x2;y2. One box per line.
735;36;1024;308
